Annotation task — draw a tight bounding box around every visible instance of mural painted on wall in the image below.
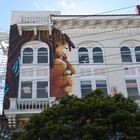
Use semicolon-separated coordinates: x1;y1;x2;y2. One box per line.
3;24;75;109
50;33;76;98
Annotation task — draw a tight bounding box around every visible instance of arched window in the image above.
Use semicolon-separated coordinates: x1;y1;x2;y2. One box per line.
38;47;48;63
23;48;33;64
92;47;104;63
78;47;89;63
120;47;132;62
135;46;140;62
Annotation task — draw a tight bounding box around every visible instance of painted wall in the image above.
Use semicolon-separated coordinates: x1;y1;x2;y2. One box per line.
3;24;75;109
4;12;140;110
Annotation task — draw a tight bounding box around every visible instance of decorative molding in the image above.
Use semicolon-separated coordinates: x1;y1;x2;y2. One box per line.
62;27;140;36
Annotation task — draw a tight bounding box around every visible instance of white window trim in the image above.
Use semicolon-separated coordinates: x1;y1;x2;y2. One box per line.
125;78;140;97
19;41;50;99
79;78;108;97
37;47;49;64
92;47;104;64
77;47;105;64
18;80;50;99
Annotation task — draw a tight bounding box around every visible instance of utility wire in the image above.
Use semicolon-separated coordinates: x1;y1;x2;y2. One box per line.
13;23;140;66
5;5;140;74
18;43;140;71
19;40;140;67
52;5;136;23
19;62;140;73
17;65;140;82
72;65;140;78
19;5;138;32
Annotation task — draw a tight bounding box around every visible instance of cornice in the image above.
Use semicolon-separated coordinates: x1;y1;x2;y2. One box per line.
61;27;140;36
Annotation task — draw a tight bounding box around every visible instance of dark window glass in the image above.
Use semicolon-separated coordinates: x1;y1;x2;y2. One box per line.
23;48;33;64
96;80;108;96
38;48;48;63
126;80;139;98
80;81;92;97
37;81;48;98
93;47;104;63
78;47;89;63
21;81;32;98
135;46;140;62
121;47;132;62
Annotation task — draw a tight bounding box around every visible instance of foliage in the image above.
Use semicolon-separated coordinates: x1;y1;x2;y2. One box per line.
15;90;140;140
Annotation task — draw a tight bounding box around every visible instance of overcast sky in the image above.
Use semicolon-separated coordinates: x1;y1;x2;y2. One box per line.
0;0;140;31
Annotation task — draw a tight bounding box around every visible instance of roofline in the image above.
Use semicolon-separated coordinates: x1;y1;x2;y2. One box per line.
51;14;140;17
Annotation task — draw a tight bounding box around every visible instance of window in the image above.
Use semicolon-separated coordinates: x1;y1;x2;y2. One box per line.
78;47;89;63
23;48;33;64
135;46;140;62
96;80;108;96
80;81;92;97
120;47;132;62
126;80;139;97
38;47;48;63
37;81;48;98
21;81;32;98
93;47;104;63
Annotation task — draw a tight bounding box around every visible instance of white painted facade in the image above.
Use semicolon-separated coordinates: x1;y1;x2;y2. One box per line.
51;14;140;105
3;10;140;130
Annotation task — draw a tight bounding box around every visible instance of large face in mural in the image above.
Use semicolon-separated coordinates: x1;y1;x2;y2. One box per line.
50;40;76;98
3;24;75;109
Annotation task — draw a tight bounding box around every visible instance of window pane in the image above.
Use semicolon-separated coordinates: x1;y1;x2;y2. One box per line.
126;80;139;97
135;46;140;62
21;81;32;98
38;48;48;63
93;47;104;63
80;81;92;97
23;48;33;64
37;81;48;98
121;47;132;62
96;80;108;96
78;48;89;63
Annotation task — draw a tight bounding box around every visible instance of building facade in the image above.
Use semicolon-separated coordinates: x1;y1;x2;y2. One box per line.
3;8;140;131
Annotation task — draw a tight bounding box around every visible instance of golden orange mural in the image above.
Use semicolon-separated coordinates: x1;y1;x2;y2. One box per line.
50;37;76;99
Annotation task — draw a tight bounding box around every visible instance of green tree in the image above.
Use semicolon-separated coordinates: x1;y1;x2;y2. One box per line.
15;90;140;140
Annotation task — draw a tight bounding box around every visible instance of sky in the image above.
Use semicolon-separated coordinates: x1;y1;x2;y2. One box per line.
0;0;140;31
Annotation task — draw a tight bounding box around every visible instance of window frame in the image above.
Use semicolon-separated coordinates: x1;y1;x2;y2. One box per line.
80;79;108;97
95;80;108;96
120;46;132;62
125;79;139;98
37;81;48;98
92;47;104;63
135;46;140;62
37;47;48;64
80;81;92;97
78;47;89;63
22;47;33;64
21;81;32;98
